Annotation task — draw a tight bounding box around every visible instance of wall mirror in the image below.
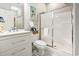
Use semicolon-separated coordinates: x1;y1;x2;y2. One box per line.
0;3;24;31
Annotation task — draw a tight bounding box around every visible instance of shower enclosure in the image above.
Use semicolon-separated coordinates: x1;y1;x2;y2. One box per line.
39;6;73;55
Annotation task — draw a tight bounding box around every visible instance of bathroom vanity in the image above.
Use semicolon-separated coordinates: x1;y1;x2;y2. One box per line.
0;30;32;56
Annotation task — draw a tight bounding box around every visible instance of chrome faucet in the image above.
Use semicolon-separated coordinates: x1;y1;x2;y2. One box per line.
8;27;17;32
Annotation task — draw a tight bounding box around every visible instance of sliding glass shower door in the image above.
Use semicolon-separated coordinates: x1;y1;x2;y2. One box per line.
40;6;72;54
40;12;53;46
53;6;72;54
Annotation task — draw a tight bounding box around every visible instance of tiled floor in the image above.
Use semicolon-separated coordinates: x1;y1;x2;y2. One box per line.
32;46;72;56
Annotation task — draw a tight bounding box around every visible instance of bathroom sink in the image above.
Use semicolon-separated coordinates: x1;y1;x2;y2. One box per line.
0;30;30;37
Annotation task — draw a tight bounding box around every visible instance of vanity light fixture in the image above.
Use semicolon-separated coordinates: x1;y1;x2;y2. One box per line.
11;6;19;11
11;6;21;16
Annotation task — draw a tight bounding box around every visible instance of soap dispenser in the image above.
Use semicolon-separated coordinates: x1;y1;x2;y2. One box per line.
0;25;4;32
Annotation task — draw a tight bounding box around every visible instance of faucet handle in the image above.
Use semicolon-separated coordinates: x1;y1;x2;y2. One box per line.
8;27;14;32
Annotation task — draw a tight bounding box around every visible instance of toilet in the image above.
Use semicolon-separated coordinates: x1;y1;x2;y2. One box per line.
33;40;47;56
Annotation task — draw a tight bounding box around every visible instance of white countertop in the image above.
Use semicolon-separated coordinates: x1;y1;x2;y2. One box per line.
0;29;30;37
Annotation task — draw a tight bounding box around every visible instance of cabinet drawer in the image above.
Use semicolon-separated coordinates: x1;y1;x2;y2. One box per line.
12;48;28;56
0;33;32;56
11;36;29;46
13;44;32;56
0;43;27;56
0;36;30;52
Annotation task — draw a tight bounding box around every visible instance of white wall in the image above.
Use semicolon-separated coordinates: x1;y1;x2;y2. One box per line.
24;3;47;30
47;3;66;11
0;8;15;31
24;4;30;30
73;4;79;56
30;3;47;13
35;3;47;13
29;3;47;29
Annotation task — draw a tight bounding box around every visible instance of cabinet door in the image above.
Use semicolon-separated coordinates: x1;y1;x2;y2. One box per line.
0;33;32;56
0;34;28;52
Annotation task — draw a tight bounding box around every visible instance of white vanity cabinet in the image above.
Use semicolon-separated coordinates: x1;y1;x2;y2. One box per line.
0;31;32;56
